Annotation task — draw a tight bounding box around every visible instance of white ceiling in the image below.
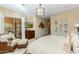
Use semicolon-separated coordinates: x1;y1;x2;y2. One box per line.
0;4;79;19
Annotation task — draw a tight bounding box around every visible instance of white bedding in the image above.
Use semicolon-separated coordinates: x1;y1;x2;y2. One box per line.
27;35;67;54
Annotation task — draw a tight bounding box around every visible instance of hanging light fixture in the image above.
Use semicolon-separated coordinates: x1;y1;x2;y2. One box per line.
36;4;45;16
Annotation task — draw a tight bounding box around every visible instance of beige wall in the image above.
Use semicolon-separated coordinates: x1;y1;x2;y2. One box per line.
34;16;49;38
51;7;79;35
0;6;23;18
26;16;49;38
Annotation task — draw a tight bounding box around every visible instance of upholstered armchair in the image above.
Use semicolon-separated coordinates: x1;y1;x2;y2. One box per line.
0;32;18;53
0;40;17;52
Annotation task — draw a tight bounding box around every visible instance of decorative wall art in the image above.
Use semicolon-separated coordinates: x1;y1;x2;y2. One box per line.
62;19;68;33
39;22;45;29
54;19;68;35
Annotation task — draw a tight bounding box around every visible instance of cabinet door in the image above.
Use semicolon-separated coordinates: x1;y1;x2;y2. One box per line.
15;18;21;38
25;30;35;39
4;17;13;33
4;17;22;39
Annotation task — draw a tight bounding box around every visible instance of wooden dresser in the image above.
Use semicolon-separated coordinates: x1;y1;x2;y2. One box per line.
25;30;35;39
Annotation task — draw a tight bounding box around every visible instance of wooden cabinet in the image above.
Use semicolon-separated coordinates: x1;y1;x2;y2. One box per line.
25;30;35;39
4;17;14;33
4;17;21;38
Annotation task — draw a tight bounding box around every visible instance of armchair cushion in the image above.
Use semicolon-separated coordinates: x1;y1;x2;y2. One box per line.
10;39;19;47
17;39;28;45
17;39;28;48
0;38;8;42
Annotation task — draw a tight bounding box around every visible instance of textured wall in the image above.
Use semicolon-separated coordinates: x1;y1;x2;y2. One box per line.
51;7;79;35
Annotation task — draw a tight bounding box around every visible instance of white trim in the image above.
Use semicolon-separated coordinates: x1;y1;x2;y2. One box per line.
0;13;4;34
21;17;25;40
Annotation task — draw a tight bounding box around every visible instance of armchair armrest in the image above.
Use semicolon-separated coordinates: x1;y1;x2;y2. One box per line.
0;40;17;52
10;39;19;47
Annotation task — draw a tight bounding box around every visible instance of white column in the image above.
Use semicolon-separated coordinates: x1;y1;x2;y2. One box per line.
0;13;4;34
21;17;25;40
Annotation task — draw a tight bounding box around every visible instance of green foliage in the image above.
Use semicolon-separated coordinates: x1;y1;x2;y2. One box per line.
26;22;33;28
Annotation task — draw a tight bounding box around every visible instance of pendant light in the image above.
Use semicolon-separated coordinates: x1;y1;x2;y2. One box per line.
36;4;45;16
